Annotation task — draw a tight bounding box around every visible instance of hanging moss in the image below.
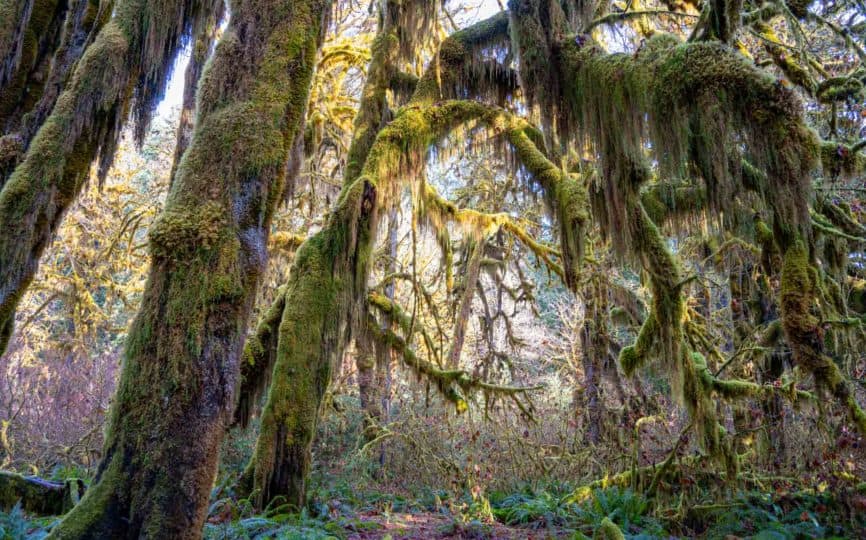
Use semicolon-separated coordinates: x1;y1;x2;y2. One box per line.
413;11;514;107
820;141;866;180
244;11;574;508
780;241;866;436
559;34;818;245
0;0;207;358
5;0;116;174
0;0;65;132
640;181;706;226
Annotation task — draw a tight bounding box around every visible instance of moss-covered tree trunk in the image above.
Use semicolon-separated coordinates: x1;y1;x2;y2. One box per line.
240;5;571;509
238;0;408;508
46;0;329;537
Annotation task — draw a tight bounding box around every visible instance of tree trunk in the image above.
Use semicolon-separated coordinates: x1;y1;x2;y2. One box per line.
241;9;536;510
46;0;329;537
239;0;406;508
580;321;602;445
446;238;485;368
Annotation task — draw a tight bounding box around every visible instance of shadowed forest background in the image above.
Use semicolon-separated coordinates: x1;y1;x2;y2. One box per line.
0;0;865;538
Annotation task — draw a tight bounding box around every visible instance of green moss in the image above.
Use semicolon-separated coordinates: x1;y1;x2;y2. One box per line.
234;286;287;427
0;0;62;128
561;36;818;244
820;141;866;180
780;241;866;436
816;76;864;104
148;201;226;259
593;517;625;540
0;471;82;515
246;232;338;509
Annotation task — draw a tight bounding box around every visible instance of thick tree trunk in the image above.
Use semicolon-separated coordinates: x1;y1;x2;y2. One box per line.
239;0;406;508
356;345;380;440
46;0;329;537
240;232;342;509
241;9;542;510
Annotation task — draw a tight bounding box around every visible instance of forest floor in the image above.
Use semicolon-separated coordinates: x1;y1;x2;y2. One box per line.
345;510;570;539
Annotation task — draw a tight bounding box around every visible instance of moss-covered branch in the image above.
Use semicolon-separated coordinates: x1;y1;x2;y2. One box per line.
367;317;541;413
234;286;287;428
780;241;866;436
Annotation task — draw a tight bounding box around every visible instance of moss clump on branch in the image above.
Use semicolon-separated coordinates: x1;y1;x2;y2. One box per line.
820;141;866;180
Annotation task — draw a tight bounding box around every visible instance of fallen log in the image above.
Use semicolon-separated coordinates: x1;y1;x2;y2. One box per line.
0;470;84;515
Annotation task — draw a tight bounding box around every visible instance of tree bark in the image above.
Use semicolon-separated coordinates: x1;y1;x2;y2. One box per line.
46;0;329;537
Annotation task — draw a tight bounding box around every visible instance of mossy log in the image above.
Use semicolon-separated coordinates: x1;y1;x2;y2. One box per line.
0;471;84;515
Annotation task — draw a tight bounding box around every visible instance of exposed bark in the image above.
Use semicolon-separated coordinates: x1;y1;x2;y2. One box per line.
46;0;329;537
356;344;380;439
